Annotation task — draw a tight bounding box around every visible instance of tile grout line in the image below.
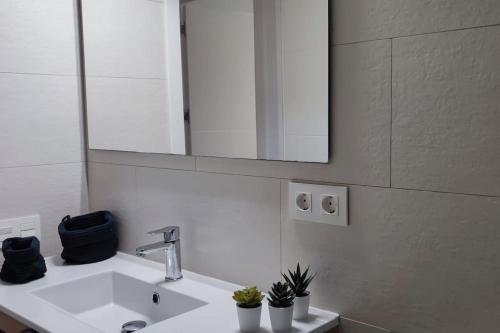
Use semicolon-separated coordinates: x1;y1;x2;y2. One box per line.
88;161;500;199
0;161;84;170
133;166;139;252
6;26;497;78
332;22;500;46
0;71;78;78
86;75;167;81
333;37;392;47
0;71;165;81
389;186;500;199
279;180;283;278
389;38;393;188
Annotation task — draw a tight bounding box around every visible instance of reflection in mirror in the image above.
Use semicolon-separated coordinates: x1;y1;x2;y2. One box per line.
82;0;329;162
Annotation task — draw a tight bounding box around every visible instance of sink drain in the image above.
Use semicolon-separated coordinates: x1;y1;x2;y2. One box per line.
121;320;147;333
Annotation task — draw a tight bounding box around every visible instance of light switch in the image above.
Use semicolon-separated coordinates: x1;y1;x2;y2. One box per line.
0;227;13;243
0;227;13;235
0;234;13;242
21;221;35;231
0;215;41;240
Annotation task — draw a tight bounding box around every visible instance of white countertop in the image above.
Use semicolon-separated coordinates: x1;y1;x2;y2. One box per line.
0;252;338;333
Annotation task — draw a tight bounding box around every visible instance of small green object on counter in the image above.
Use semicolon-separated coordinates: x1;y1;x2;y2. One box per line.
232;286;265;308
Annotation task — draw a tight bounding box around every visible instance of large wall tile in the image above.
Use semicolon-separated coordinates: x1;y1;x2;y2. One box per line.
88;162;138;253
333;0;500;44
0;163;88;256
87;150;196;171
136;167;281;291
82;0;166;79
0;0;78;75
281;183;500;333
284;135;328;163
86;77;171;154
197;41;391;187
392;26;500;196
0;73;84;167
190;130;258;160
283;49;329;137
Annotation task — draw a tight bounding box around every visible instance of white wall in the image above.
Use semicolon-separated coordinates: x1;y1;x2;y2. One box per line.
254;0;328;162
165;0;187;156
254;0;283;160
88;1;500;332
0;0;87;256
281;0;329;162
83;0;185;154
185;0;258;159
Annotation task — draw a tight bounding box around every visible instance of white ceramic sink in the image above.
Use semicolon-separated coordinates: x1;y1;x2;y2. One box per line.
0;254;338;333
31;271;207;333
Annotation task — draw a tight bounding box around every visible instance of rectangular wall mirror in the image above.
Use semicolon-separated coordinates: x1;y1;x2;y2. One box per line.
82;0;329;163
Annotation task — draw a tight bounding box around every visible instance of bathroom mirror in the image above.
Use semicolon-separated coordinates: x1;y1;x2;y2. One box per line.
81;0;329;162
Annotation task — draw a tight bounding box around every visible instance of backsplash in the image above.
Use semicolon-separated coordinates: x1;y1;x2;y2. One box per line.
87;1;500;332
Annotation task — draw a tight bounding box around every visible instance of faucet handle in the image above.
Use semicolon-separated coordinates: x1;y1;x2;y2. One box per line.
148;226;180;242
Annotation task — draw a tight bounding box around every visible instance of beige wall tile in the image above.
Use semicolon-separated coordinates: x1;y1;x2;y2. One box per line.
86;77;171;154
0;0;79;75
392;26;500;196
135;167;281;291
87;150;196;171
0;73;84;167
333;0;500;44
82;0;167;79
88;162;138;253
190;130;258;160
282;183;500;333
197;40;391;187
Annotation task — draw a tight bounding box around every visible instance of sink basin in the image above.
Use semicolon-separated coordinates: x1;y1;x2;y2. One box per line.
0;254;338;333
31;271;207;333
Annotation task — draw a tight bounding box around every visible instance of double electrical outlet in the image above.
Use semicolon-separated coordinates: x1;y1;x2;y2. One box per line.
289;182;348;227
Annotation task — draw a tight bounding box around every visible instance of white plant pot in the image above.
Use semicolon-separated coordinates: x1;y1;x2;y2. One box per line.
268;304;294;331
236;304;262;332
293;294;310;320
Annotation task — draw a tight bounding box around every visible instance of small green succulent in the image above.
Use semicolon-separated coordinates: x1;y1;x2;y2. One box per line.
267;281;295;308
282;263;315;297
233;286;265;308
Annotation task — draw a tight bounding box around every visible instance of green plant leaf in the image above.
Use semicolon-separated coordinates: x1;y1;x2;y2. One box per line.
233;286;264;307
267;281;295;308
283;263;316;297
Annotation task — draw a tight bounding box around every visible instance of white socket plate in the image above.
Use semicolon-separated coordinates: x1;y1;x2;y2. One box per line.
288;182;348;227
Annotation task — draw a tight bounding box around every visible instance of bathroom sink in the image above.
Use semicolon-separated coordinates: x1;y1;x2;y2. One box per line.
31;271;207;333
0;254;338;333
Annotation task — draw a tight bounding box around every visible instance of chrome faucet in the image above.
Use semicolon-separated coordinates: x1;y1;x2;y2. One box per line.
136;226;183;281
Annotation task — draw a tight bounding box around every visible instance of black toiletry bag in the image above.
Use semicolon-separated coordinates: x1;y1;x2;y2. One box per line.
58;211;118;264
0;237;47;284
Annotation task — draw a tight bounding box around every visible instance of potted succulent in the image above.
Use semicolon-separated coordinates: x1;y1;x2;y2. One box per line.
283;263;315;320
233;286;265;332
267;282;295;331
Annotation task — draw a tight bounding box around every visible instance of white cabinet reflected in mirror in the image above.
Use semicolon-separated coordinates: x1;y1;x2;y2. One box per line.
82;0;329;163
